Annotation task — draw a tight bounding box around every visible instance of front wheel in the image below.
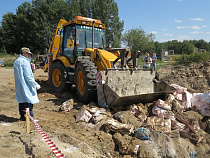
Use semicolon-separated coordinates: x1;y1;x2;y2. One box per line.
75;60;97;103
49;62;67;92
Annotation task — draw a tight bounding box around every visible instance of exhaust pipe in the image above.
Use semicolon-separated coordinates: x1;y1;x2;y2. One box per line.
92;21;95;49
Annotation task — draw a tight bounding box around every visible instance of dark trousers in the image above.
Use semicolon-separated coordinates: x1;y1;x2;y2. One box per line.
19;103;34;117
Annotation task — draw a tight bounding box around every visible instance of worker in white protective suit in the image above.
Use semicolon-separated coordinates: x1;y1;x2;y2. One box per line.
14;47;41;121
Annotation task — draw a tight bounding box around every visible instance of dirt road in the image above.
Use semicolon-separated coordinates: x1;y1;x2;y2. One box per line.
0;61;209;157
0;68;120;157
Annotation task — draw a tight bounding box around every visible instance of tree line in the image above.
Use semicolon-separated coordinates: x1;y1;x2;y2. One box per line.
122;27;210;55
0;0;210;55
0;0;123;54
154;39;210;55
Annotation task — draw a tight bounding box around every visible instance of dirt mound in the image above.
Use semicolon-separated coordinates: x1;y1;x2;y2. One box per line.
158;60;210;93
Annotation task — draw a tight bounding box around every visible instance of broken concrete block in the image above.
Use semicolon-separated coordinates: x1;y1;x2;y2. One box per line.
59;99;74;112
146;117;171;133
87;106;111;124
92;112;109;124
104;118;134;135
171;84;192;109
76;107;92;123
155;99;171;110
165;94;175;104
129;104;147;122
152;105;175;120
152;105;167;119
191;92;210;117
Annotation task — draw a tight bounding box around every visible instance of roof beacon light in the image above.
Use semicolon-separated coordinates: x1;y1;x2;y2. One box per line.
81;21;87;25
74;16;102;24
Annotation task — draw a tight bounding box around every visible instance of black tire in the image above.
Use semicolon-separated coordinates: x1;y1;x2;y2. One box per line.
75;60;97;103
49;62;67;92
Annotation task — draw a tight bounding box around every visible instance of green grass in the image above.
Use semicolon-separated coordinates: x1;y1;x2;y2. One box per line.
4;58;15;67
156;60;172;70
0;53;18;67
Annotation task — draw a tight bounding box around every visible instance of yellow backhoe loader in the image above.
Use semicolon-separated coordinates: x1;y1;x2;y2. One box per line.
43;16;175;107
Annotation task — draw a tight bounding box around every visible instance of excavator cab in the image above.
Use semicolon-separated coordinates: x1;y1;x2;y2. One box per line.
56;20;107;64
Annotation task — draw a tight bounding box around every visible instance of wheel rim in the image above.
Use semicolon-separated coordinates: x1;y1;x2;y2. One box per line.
77;71;85;95
52;69;61;87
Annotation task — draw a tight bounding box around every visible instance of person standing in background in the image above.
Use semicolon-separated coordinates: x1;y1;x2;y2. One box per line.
142;53;152;69
151;52;157;71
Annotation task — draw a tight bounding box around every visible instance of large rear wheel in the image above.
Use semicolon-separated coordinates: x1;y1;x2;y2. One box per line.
76;60;97;103
49;62;67;92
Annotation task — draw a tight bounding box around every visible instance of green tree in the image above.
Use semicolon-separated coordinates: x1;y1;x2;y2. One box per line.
154;41;165;55
1;0;70;54
165;40;182;54
145;33;155;53
0;0;123;54
78;0;91;18
181;40;194;54
91;0;124;48
1;12;17;54
30;0;70;53
122;27;155;53
66;0;81;20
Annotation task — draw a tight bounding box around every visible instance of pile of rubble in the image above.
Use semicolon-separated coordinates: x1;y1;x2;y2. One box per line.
60;84;210;157
161;60;210;93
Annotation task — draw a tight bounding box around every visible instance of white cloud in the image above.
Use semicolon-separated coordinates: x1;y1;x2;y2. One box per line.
206;32;210;34
150;31;157;34
176;25;201;30
176;26;187;29
190;31;201;34
202;25;207;28
189;18;204;21
174;19;182;23
164;34;173;36
191;25;200;29
178;35;189;39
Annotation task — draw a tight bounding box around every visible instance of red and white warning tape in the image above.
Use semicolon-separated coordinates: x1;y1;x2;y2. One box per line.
25;109;66;158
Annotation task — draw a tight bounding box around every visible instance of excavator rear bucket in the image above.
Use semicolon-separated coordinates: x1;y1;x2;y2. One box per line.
96;69;176;107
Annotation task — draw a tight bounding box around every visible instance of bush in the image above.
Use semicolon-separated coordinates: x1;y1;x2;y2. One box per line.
174;51;210;63
4;58;15;67
0;47;7;57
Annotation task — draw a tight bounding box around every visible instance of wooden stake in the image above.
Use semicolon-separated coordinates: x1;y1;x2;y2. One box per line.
26;108;30;133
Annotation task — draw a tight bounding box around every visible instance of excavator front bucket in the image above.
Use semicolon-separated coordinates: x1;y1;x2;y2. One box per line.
96;69;176;107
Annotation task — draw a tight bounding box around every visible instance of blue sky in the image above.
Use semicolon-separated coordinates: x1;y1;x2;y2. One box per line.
116;0;210;42
1;0;210;42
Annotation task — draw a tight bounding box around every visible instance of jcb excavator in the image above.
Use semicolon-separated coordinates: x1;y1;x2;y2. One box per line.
43;16;175;107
